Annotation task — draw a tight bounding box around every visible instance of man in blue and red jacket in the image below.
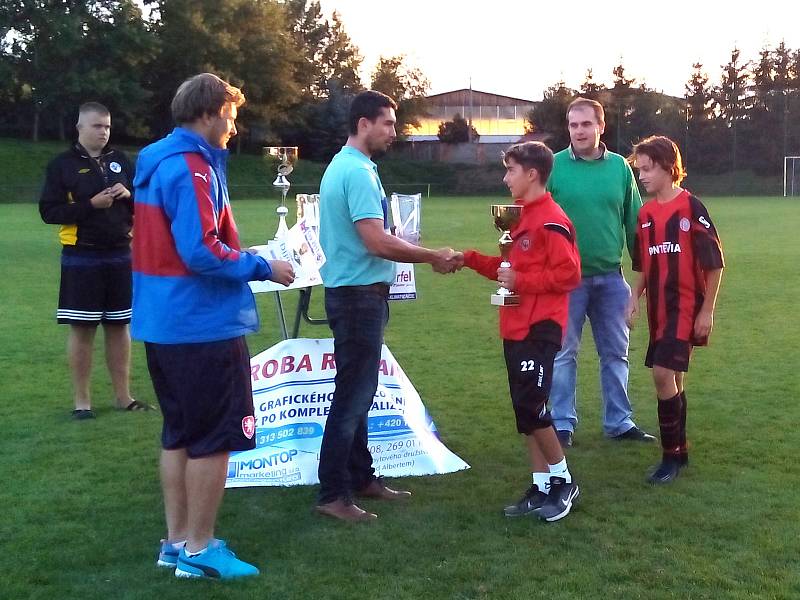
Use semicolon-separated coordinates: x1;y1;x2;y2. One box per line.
132;73;293;581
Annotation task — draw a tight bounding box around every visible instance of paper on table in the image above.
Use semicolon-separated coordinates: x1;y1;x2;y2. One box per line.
249;219;326;293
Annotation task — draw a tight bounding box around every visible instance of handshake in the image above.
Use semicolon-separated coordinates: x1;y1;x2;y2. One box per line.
430;248;464;274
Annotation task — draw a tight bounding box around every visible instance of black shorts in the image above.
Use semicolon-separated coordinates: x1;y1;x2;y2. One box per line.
503;335;559;435
645;337;693;372
57;248;132;325
145;337;257;458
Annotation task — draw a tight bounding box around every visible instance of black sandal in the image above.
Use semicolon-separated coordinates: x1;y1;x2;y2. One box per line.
122;399;154;411
72;409;96;420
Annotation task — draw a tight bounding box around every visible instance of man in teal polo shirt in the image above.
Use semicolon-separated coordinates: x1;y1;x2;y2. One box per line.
315;90;457;522
547;97;655;448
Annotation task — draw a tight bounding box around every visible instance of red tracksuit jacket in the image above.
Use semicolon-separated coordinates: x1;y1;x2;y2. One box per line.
464;192;581;343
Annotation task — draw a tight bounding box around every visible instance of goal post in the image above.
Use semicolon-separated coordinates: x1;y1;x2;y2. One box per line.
784;156;800;197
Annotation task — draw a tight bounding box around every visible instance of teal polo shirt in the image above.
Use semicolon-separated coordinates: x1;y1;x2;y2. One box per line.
319;146;396;287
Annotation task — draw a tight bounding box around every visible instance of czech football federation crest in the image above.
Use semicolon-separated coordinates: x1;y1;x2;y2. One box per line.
242;416;256;439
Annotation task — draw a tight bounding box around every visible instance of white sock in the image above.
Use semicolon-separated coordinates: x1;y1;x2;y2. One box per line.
548;457;571;483
532;472;552;493
185;545;207;557
166;540;186;550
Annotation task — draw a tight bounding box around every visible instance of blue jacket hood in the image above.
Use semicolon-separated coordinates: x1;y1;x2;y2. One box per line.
134;127;226;187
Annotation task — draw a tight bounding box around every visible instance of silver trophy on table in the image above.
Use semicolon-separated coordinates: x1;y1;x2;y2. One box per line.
263;146;298;240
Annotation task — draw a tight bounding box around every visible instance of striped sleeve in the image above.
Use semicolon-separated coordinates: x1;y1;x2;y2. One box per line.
689;196;724;271
161;154;271;282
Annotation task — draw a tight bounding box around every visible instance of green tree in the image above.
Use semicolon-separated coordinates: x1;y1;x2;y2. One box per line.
0;6;21;134
786;47;800;155
2;0;153;141
627;88;684;150
612;63;636;88
370;55;430;138
685;62;714;124
746;45;781;173
714;47;751;172
285;2;362;98
684;62;721;172
80;1;156;139
144;0;298;143
773;41;793;159
303;80;352;160
526;79;575;151
319;11;363;94
607;62;637;153
580;69;604;99
437;113;479;143
275;2;363;158
284;0;329;98
751;46;775;112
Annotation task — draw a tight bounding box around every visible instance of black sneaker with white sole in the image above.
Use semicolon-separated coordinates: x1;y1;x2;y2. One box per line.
503;484;548;517
536;476;579;522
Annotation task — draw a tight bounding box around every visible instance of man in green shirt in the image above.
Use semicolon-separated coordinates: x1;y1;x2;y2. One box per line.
547;97;655;448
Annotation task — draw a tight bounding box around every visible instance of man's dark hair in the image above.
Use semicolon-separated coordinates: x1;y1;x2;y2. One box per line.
78;102;110;118
348;90;397;135
502;141;554;183
171;73;245;125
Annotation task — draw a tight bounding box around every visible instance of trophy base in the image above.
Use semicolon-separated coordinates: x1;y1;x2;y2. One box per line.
491;293;520;306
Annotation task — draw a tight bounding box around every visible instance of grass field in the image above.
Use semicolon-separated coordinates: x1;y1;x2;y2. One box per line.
1;196;798;599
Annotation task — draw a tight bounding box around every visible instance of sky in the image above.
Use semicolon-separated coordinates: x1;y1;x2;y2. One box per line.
318;0;800;100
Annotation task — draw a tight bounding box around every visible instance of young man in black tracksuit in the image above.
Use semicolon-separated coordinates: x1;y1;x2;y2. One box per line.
39;101;147;419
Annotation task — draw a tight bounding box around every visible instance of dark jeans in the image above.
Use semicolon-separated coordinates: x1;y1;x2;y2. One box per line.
318;285;389;504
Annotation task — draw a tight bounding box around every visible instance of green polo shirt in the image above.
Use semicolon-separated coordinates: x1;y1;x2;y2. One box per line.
547;144;642;277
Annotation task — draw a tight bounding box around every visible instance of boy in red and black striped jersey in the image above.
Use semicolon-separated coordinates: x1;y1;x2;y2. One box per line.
626;136;724;484
460;142;582;521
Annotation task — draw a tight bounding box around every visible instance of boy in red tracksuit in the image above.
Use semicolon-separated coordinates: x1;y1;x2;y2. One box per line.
460;141;582;521
626;136;724;485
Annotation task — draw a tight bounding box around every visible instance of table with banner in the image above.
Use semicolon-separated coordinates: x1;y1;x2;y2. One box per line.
225;193;469;488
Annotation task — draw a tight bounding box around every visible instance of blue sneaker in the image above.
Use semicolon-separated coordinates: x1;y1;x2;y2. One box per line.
156;539;181;568
174;540;260;580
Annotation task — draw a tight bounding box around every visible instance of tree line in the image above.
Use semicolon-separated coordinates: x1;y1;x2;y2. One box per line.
2;2;800;174
0;0;429;161
527;44;800;175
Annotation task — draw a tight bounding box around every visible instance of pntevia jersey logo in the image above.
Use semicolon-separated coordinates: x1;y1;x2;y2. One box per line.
242;416;255;439
680;217;691;232
649;242;682;255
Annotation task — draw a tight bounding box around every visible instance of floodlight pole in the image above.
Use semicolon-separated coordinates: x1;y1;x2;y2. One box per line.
468;77;473;144
684;103;690;166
